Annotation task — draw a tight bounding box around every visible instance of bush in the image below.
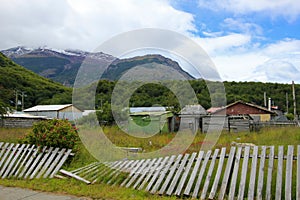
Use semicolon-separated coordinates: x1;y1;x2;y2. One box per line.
22;119;79;150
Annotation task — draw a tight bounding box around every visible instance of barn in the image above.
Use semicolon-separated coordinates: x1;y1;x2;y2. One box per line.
23;104;82;121
209;100;276;121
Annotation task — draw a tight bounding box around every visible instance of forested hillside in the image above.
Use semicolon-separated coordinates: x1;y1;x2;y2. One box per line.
74;80;300;115
0;53;71;112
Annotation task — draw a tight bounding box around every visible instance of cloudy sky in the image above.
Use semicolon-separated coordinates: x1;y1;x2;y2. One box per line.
1;0;300;83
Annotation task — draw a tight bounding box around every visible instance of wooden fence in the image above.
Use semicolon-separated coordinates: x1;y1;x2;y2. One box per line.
0;142;73;179
60;145;300;199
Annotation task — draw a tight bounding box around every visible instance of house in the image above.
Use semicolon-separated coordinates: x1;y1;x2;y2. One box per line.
208;100;276;121
0;112;47;128
23;104;82;121
179;105;207;133
128;108;174;134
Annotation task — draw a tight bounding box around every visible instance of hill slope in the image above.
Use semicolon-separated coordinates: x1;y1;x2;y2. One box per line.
2;47;194;85
0;52;72;110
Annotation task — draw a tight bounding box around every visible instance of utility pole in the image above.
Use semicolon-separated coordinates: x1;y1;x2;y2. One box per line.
15;90;18;111
21;92;26;111
264;92;267;107
292;81;297;120
286;92;289;114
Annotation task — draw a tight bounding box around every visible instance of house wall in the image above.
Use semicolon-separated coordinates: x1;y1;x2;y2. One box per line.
1;117;46;128
215;103;271;119
25;106;82;121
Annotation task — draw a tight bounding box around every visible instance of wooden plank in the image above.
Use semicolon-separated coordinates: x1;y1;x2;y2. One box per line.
184;151;205;196
146;156;171;192
275;146;284;200
228;147;242;200
200;149;220;200
166;153;190;195
0;143;20;177
247;146;258;200
121;159;145;187
0;143;14;169
208;147;226;199
257;146;267;200
126;159;151;188
2;144;26;178
30;147;54;179
297;145;300;200
237;146;250;200
285;145;293;200
218;146;236;200
24;146;47;179
265;146;274;200
43;148;66;178
175;152;197;196
157;155;182;194
71;162;98;174
106;160;130;184
192;150;212;198
50;149;72;178
0;143;9;161
36;147;60;178
18;145;42;178
133;158;157;189
13;145;35;177
60;169;91;184
138;157;163;190
150;155;176;194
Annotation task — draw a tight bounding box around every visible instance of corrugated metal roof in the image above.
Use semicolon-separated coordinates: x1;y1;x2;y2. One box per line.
130;107;166;113
23;104;73;112
4;112;48;119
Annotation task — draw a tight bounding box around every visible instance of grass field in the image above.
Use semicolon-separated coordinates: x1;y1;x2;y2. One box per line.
0;126;299;199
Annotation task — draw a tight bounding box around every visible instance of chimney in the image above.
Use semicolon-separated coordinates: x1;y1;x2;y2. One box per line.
268;97;272;111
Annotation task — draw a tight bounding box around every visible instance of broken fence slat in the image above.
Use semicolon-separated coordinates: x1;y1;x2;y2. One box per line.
285;145;294;200
192;150;212;198
36;147;60;178
228;147;242;200
50;149;72;178
248;146;259;200
208;147;226;199
218;146;236;200
275;146;284;200
150;155;176;194
175;152;197;196
133;158;157;190
257;146;267;200
166;153;190;195
43;148;66;178
237;146;250;200
0;143;20;178
30;147;54;179
200;149;220;200
265;146;274;200
184;150;205;196
60;169;91;184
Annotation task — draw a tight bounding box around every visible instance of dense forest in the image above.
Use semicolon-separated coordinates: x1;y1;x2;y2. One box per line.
73;79;300;123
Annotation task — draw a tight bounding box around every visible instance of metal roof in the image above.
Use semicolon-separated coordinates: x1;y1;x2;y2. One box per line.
23;104;73;112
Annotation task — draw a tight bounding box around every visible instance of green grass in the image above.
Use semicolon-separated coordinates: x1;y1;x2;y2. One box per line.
0;126;299;199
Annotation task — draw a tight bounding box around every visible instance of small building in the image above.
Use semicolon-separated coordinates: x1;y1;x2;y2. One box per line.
23;104;82;121
0;112;47;128
128;110;174;134
179;105;207;133
209;100;276;122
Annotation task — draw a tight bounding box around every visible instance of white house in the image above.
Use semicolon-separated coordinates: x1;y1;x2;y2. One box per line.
24;104;82;120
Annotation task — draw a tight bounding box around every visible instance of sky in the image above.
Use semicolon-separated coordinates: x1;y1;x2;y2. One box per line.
1;0;300;83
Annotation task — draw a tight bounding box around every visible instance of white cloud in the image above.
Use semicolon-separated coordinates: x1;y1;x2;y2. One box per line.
198;0;300;20
0;0;196;51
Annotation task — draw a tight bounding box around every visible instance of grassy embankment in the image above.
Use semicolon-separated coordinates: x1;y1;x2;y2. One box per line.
0;126;299;199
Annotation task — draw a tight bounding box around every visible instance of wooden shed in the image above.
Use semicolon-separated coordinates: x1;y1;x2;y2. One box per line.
24;104;82;121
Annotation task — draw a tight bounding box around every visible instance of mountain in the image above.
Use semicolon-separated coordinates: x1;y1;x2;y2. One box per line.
102;54;194;81
2;46;115;86
0;52;72;110
2;47;195;86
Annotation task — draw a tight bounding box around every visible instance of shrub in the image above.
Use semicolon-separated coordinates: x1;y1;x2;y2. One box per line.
22;119;79;150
